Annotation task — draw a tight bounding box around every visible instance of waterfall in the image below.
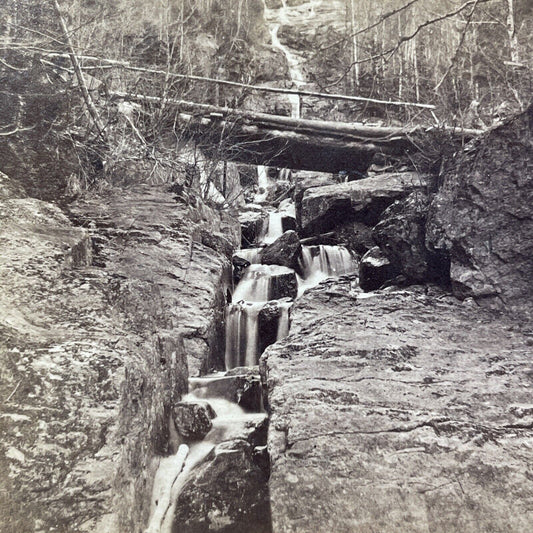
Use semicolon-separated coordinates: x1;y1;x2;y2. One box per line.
298;245;357;295
300;245;357;278
226;261;297;369
232;264;294;302
261;211;284;244
147;388;266;533
225;301;262;369
234;248;262;265
276;300;292;340
255;165;270;203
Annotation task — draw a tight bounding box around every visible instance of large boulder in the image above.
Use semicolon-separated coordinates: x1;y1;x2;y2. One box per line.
293;171;337;229
172;440;271;533
426;105;533;306
173;402;216;441
261;230;302;271
300;172;427;236
262;279;533;533
373;192;448;283
359;246;399;291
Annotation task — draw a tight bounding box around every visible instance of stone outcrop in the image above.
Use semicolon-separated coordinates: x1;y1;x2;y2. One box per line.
427;105;533;307
261;230;302;271
293;170;336;229
173;439;271;533
373;191;448;282
0;182;239;533
300;172;427;236
173;402;216;441
359;246;399;291
261;278;533;533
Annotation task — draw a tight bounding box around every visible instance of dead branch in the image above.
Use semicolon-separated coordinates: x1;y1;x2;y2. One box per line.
5;47;436;110
51;0;107;141
434;0;481;92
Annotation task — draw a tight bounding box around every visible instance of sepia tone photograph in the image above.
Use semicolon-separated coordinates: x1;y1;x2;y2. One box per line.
0;0;532;531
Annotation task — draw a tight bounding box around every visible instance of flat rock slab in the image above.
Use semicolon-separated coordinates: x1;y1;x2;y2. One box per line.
261;280;533;533
300;172;426;236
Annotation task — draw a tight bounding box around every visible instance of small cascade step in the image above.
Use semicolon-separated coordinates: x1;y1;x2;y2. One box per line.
232;264;297;302
146;370;269;533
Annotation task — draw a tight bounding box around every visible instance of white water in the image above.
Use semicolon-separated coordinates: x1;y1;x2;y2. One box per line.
276;299;293;340
234;248;262;265
146;385;267;533
225;301;262;368
297;245;357;296
254;165;271;204
232;264;294;302
261;211;284;244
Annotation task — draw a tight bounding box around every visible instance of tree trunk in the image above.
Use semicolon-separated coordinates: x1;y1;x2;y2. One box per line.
506;0;520;63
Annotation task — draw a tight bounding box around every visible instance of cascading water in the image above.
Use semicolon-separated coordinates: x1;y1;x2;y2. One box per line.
145;387;266;533
261;211;284;245
148;3;358;531
297;245;358;295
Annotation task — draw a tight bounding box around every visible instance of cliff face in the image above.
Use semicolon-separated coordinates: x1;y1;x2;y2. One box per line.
262;280;533;533
0;179;239;532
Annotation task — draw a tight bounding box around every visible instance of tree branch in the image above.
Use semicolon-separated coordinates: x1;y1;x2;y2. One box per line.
51;0;107;141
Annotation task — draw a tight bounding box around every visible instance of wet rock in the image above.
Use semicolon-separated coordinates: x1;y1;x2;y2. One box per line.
262;280;533;533
258;301;282;355
189;373;263;413
427;105;533;307
359;246;399;291
300;172;427;236
173;439;271;533
269;269;298;300
294;171;337;229
261;230;302;271
281;215;297;233
173;402;216;441
239;207;268;247
373;191;448;283
232;255;251;284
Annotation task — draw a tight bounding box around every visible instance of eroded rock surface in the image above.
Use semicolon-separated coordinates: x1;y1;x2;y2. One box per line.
0;183;239;533
427;105;533;306
300;172;426;236
261;230;302;271
373;191;447;282
262;279;533;533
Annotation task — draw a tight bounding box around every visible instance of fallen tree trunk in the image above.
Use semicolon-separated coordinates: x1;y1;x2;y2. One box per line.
176;112;378;173
109;92;484;141
110;91;484;173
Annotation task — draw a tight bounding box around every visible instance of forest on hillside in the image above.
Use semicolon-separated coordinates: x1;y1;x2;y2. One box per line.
0;0;531;197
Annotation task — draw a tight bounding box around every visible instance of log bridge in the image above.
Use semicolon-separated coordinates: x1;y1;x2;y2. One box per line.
111;91;483;174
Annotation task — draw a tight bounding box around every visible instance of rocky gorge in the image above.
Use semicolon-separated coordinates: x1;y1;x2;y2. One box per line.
1;0;533;532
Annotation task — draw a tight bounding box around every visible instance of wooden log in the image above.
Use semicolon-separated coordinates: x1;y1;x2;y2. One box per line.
177;112;378;173
109;91;484;141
